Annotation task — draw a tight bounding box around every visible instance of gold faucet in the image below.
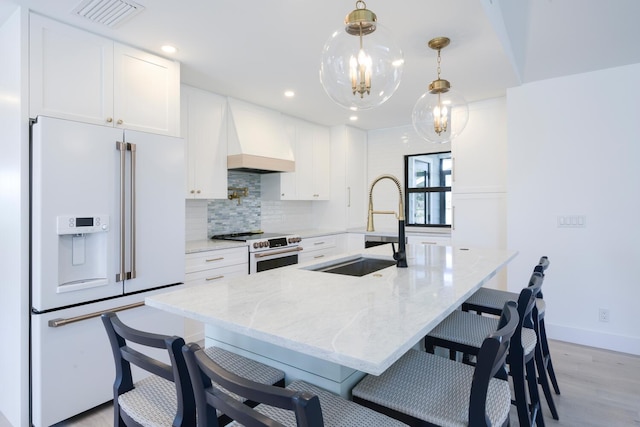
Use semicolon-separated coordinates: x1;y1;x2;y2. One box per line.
366;174;407;267
228;187;248;205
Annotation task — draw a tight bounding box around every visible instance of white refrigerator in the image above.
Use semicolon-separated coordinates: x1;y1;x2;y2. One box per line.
30;116;186;426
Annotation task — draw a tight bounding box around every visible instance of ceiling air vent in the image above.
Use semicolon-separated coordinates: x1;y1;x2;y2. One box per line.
72;0;145;28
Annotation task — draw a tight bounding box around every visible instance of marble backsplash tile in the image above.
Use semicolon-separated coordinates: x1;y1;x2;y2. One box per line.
185;171;316;241
207;171;261;236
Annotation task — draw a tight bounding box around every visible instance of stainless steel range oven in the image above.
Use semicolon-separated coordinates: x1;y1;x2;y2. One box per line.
212;232;303;274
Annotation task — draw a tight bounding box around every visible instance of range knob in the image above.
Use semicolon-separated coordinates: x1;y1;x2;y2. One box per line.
253;242;260;249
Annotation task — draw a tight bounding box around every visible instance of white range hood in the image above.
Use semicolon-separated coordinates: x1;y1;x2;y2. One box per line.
227;98;295;173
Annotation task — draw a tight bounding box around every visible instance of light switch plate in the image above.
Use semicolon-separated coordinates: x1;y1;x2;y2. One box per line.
557;215;586;228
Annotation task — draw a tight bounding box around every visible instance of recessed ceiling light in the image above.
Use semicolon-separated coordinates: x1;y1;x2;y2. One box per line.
349;116;358;121
161;45;178;54
284;90;295;98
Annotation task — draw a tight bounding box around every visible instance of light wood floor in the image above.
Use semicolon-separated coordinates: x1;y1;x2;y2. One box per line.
3;339;636;426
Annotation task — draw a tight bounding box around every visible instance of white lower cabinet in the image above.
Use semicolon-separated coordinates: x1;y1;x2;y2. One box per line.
299;235;340;264
346;233;365;252
406;234;451;246
184;246;248;341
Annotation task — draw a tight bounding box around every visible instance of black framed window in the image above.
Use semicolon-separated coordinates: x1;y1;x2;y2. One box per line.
404;152;452;227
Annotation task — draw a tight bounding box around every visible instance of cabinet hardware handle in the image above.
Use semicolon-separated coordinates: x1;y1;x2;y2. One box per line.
314;255;325;259
314;241;325;245
254;247;303;258
206;257;224;262
129;142;137;279
48;301;144;328
206;275;224;281
421;241;437;245
116;141;126;281
196;190;201;194
347;187;351;207
190;190;195;194
452;206;456;231
117;119;123;125
106;117;113;123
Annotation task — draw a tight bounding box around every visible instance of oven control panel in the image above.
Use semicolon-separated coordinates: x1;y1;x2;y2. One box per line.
252;235;302;250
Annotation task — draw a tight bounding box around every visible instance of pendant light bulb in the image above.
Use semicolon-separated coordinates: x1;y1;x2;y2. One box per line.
320;1;404;110
412;37;468;143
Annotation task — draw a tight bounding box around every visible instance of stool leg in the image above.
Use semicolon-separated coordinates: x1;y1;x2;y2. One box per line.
535;340;559;420
510;354;534;427
525;356;545;427
538;319;561;394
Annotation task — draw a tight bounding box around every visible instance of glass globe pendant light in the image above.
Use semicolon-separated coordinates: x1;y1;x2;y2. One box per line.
412;37;469;143
320;1;404;110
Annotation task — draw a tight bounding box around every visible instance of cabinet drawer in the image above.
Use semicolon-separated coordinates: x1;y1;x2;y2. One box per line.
185;263;248;286
299;247;336;264
186;246;248;274
301;235;337;251
406;235;451;246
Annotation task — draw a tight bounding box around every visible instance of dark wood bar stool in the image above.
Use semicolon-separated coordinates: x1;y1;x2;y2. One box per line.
425;272;545;427
462;256;560;420
182;343;409;426
351;302;518;427
101;312;285;426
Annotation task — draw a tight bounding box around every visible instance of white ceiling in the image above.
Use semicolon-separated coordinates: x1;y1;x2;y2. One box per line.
4;0;640;131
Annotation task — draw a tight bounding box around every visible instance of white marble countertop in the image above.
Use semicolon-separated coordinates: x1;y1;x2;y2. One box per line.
148;244;517;375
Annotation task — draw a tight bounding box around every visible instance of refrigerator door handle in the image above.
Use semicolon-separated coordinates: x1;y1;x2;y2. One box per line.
128;142;137;279
116;141;127;282
47;301;145;328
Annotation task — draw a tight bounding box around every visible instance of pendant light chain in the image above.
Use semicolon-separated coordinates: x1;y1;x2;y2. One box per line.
412;36;468;142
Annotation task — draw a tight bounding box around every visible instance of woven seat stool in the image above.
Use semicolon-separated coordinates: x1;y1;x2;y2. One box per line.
351;302;518;427
426;274;545;427
102;312;285;426
183;343;409;427
462;256;560;420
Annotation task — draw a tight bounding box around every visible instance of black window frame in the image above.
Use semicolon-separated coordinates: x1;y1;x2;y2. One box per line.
404;151;452;228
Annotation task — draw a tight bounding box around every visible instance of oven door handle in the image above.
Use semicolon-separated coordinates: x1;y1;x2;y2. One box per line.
254;247;303;258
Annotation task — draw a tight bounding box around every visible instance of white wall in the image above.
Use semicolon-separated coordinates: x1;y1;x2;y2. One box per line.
0;6;30;426
367;125;452;232
366;98;507;235
507;63;640;355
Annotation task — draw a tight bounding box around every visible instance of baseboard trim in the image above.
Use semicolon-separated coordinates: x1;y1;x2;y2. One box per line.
546;322;640;356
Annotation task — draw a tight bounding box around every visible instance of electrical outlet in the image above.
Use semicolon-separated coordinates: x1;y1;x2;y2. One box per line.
598;308;610;323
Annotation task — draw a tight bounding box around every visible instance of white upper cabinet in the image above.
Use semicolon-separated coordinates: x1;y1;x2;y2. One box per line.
313;126;367;230
181;85;228;199
296;120;330;200
344;126;367;228
262;116;330;201
112;44;180;136
29;14;180;136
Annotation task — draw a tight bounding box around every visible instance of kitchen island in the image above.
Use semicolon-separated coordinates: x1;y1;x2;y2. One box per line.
146;244;517;396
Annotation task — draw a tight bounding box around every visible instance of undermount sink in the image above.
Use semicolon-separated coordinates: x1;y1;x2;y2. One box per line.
307;257;396;277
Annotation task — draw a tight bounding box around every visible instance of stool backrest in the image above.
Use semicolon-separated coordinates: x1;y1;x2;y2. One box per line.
101;312;195;426
522;272;544;329
469;301;519;426
183;342;324;427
